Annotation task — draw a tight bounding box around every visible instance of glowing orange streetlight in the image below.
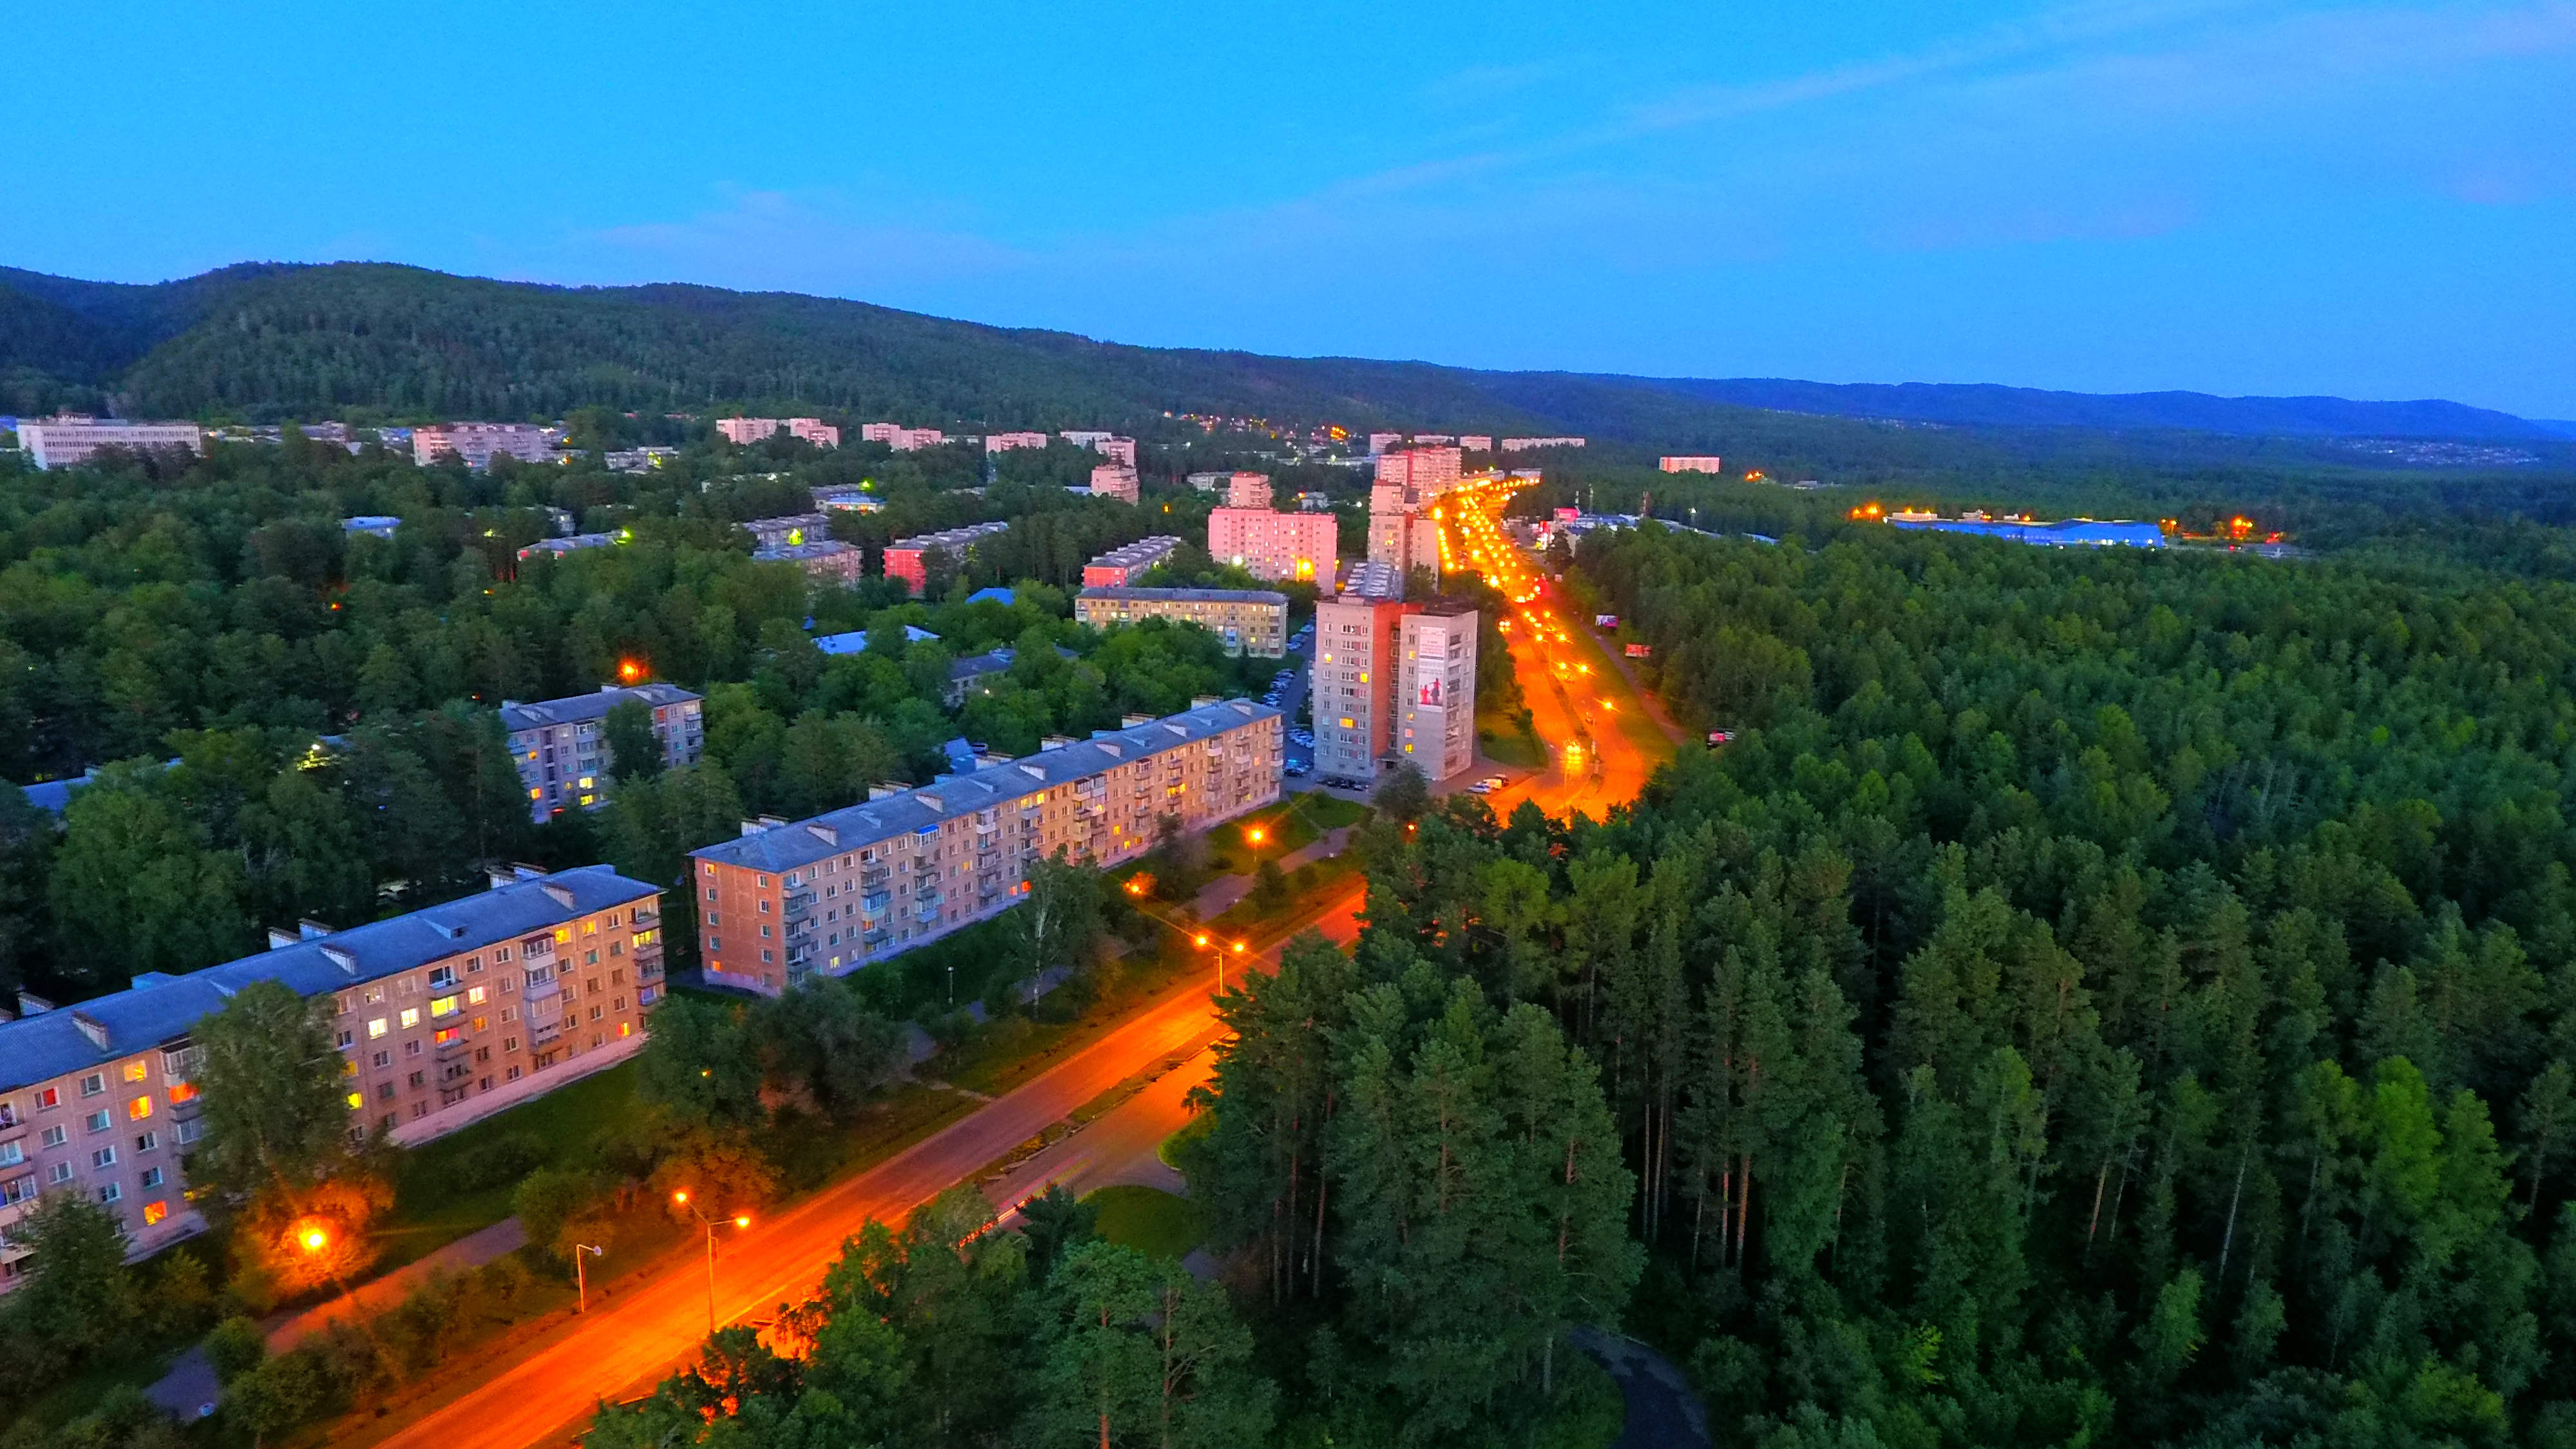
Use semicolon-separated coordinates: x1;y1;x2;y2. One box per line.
301;1227;329;1253
618;658;645;683
674;1191;751;1334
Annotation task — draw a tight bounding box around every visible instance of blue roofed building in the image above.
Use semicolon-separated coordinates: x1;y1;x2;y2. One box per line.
0;865;664;1289
691;699;1282;992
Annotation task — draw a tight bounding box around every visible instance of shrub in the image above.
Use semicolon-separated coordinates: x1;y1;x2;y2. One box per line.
451;1130;549;1191
205;1315;269;1385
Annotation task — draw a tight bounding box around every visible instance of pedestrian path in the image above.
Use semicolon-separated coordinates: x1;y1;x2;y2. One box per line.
1189;826;1352;918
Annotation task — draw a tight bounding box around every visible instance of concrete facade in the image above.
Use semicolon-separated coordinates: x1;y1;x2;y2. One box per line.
717;418;840;448
1075;587;1290;656
19;419;205;470
757;540;866;584
690;700;1282;992
502;684;705;821
0;868;662;1290
1081;535;1182;588
883;521;1012;594
413;423;556;469
1206;508;1336;583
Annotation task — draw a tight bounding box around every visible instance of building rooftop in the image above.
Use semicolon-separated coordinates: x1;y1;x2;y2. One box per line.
889;521;1012;551
754;540;860;563
1338;560;1405;600
499;683;701;733
1088;535;1184;569
0;866;658;1092
966;587;1016;605
692;699;1281;877
814;624;938;656
1079;586;1289;605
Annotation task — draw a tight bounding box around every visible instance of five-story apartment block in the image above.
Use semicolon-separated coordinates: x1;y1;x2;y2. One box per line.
0;866;662;1291
692;699;1283;993
502;684;705;821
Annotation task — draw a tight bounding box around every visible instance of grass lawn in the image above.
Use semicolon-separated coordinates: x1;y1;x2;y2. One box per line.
1479;727;1548;770
17;1340;183;1432
381;1060;648;1269
1086;1185;1206;1260
1208;855;1362;936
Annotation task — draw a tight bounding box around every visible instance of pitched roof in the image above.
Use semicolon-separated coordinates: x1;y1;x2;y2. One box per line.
498;684;701;732
0;866;658;1092
691;699;1280;876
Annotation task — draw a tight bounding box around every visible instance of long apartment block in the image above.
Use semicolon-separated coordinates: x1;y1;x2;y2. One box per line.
0;866;663;1289
691;699;1284;993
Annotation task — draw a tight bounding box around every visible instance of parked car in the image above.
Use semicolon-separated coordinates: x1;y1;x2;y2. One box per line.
1468;780;1495;795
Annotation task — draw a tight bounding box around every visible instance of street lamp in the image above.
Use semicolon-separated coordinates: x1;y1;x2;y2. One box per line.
574;1242;605;1314
672;1191;751;1336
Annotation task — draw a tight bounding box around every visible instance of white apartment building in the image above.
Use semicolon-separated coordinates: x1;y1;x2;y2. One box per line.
1312;564;1478;785
18;418;205;470
691;699;1283;992
501;684;705;821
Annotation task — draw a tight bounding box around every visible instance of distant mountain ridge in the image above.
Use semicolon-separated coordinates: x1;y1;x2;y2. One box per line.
0;261;2550;444
1636;377;2553;441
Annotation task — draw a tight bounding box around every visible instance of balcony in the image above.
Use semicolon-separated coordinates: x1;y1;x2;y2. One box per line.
859;867;891;889
435;1032;474;1061
860;891;892;914
862;927;893;948
783;889;815;918
523;974;561;1002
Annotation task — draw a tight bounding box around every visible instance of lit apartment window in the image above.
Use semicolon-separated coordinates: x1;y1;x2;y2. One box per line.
142;1201;168;1226
127;1097;152;1121
123;1061;148;1083
399;1009;421;1029
368;1017;388;1039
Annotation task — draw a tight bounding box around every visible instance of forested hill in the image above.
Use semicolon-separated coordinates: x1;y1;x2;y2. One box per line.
0;260;2550;443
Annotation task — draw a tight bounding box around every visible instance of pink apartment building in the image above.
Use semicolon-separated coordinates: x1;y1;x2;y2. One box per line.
1090;464;1141;504
414;423;555;469
861;422;947;451
1226;472;1273;507
984;431;1048;453
718;417;840;448
1207;508;1336;583
1660;455;1725;474
1374;446;1461;493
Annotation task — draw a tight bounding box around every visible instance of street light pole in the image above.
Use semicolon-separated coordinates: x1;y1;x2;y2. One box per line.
575;1242;603;1314
672;1192;750;1338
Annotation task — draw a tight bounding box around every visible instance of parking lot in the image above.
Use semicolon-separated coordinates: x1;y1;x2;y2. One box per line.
1265;620;1316;777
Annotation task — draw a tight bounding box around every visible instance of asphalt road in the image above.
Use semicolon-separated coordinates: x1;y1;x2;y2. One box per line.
366;484;1672;1449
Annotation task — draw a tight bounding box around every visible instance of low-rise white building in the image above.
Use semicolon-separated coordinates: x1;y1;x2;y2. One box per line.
19;417;205;470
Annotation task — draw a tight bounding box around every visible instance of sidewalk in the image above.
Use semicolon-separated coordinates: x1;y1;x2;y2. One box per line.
1189;826;1352;918
145;1215;530;1418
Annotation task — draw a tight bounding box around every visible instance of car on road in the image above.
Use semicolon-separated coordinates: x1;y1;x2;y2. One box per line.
1468;779;1495;794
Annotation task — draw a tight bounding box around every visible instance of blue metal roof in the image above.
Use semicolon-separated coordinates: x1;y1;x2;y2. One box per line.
692;699;1281;877
0;866;658;1093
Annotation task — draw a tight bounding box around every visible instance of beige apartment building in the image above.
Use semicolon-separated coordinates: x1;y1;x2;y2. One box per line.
502;683;705;822
0;867;663;1291
1076;586;1290;656
1206;507;1336;583
692;700;1282;992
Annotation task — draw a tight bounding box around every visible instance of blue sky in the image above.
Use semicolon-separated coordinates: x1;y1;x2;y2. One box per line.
13;0;2574;415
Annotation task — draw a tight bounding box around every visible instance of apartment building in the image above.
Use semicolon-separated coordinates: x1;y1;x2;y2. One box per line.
690;699;1283;992
1500;437;1586;451
518;533;618;562
414;423;556;469
1076;587;1289;657
757;540;865;585
502;683;705;821
883;521;1012;594
860;422;947;451
1458;435;1494;451
1185;471;1228;493
811;486;884;514
1374;446;1461;493
1312;564;1479;785
18;417;205;470
1660;456;1725;474
1368;508;1443;576
1090;463;1141;504
1366;432;1403;455
1396;603;1479;781
1206;507;1336;583
1225;472;1274;508
1081;535;1183;588
742;513;830;549
717;417;840;448
984;431;1048;453
1062;432;1138;466
0;866;663;1289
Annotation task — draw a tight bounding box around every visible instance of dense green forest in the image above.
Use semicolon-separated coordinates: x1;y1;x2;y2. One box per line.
1314;520;2576;1446
6;262;2561;460
0;434;1272;1002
